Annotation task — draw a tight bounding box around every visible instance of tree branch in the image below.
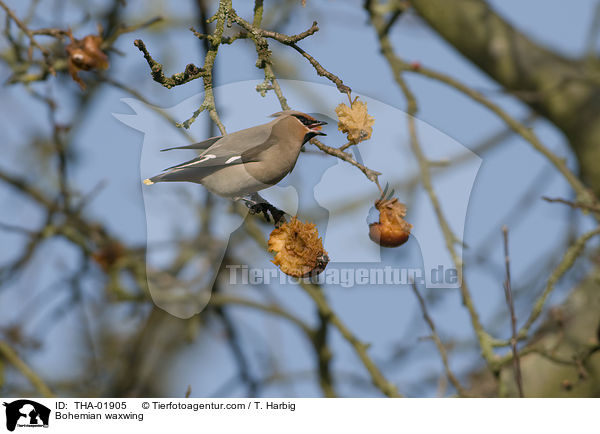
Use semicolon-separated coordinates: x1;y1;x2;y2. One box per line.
409;0;600;195
0;341;55;397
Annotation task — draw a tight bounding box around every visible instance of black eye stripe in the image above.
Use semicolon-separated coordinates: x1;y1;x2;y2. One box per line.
294;115;314;125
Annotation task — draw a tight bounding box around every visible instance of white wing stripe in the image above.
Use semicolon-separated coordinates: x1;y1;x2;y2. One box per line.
178;154;216;168
225;156;242;164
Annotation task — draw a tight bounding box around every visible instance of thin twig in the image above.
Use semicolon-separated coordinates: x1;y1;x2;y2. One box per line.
311;139;382;187
517;226;600;339
209;293;313;336
0;0;54;73
211;284;259;396
176;0;230;132
542;196;600;214
501;226;524;397
314;310;336;397
0;341;55;397
134;39;205;89
103;77;195;142
410;283;469;397
230;11;350;94
103;16;162;47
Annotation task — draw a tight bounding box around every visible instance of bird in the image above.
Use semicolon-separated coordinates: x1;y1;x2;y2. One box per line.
143;111;327;203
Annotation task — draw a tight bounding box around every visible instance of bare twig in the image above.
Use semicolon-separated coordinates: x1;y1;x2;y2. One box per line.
0;0;55;73
310;139;382;188
103;77;195;141
542;196;600;214
410;283;469;397
0;341;55;397
501;226;524;397
177;0;230;132
211;284;259;396
209;293;313;336
134;39;204;89
517;226;600;339
103;16;162;47
230;11;350;94
314;310;336;397
258;21;319;44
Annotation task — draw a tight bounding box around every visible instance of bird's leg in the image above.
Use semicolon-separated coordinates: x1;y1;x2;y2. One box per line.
246;193;271;222
241;193;288;227
269;207;287;228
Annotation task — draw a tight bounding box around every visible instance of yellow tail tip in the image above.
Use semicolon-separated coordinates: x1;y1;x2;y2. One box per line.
143;178;154;185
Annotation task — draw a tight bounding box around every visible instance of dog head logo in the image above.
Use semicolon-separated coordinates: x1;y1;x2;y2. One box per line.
3;400;50;431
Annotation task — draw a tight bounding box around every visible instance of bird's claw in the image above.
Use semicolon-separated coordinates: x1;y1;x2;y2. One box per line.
247;202;287;227
270;208;287;227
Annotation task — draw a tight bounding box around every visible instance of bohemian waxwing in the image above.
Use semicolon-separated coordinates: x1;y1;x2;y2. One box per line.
143;110;327;199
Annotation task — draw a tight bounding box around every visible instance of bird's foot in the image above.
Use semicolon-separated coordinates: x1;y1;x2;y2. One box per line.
247;202;288;227
241;194;287;227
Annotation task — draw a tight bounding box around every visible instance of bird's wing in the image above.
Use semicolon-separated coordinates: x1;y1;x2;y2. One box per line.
162;119;277;171
200;119;276;156
163;151;254;171
160;135;223;152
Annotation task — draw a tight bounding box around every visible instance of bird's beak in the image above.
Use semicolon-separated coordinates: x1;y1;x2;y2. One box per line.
307;120;327;136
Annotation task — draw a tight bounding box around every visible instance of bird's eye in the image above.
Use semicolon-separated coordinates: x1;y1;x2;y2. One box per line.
296;116;312;126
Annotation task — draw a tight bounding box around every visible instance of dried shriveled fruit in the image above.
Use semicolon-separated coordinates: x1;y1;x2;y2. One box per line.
92;241;125;272
369;198;412;248
66;30;109;89
268;217;329;277
335;97;375;144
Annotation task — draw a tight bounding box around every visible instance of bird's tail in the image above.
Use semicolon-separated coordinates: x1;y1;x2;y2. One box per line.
143;168;207;185
143;171;176;185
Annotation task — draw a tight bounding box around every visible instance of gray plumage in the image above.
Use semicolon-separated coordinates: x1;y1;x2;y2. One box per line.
144;110;326;198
